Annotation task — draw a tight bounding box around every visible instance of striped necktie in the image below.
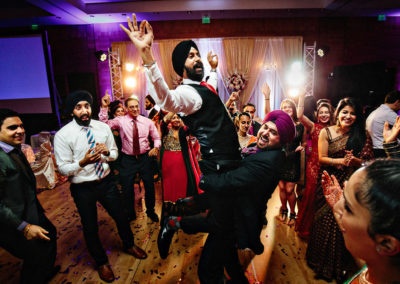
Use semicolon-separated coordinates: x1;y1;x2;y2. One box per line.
83;127;104;178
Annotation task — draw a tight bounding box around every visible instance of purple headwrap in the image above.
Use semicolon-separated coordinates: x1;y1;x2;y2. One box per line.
263;110;296;145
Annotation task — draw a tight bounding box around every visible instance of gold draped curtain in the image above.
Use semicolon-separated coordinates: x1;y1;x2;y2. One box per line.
111;36;302;107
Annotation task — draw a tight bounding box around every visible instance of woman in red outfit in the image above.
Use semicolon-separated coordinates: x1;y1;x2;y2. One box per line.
295;92;334;239
160;112;201;202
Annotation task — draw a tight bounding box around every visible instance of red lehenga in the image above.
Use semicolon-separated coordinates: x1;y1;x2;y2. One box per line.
160;124;201;202
295;123;324;240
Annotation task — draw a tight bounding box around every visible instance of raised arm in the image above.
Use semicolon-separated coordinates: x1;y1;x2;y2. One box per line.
120;14;155;65
225;91;239;108
207;51;218;89
98;92;121;129
262;83;271;115
297;90;314;133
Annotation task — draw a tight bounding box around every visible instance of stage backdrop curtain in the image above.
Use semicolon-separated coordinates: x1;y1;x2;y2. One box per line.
223;38;255;109
158;39;186;90
195;38;231;104
111;41;148;111
269;37;303;98
110;36;302;116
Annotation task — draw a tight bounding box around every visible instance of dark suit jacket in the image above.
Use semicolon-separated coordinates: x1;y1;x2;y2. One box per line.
200;148;285;254
252;121;261;136
0;148;44;231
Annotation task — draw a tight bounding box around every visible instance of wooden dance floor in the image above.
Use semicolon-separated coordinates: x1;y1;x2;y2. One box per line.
0;180;333;283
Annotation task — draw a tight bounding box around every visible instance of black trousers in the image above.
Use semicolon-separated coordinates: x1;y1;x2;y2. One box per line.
0;214;57;284
70;174;134;266
180;159;248;284
119;152;155;218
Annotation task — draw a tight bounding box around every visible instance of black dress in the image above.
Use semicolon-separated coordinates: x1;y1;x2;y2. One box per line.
280;123;304;182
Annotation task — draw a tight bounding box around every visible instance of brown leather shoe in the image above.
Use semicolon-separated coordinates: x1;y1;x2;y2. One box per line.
97;264;115;283
125;245;148;259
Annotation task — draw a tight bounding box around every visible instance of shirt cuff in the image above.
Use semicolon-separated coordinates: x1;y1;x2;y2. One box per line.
146;63;163;83
17;221;28;231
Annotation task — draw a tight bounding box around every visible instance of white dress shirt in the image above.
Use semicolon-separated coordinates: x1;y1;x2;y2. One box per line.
54;119;118;184
145;63;218;116
366;104;399;149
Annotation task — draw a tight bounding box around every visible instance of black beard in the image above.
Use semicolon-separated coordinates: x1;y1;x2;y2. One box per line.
73;114;91;127
145;104;153;110
184;62;204;82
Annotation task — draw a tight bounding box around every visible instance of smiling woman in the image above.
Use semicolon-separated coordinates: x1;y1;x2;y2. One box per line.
324;159;400;283
306;97;374;282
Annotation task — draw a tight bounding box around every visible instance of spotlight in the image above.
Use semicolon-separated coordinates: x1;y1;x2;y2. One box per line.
95;50;107;62
125;77;136;88
317;46;330;58
125;63;134;72
286;61;304;87
288;87;300;97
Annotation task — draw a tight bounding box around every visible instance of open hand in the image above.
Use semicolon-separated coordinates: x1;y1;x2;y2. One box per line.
262;83;270;99
148;148;159;157
383;116;400;143
24;224;51;241
120;14;154;64
322;171;343;209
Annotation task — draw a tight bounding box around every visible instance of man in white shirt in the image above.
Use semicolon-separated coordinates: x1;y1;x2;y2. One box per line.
54;91;147;283
366;90;400;158
121;15;243;284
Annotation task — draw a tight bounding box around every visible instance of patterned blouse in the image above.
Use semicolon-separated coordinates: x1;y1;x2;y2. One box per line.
162;129;182;151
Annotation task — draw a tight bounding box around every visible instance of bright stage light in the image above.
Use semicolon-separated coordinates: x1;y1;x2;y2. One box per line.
286;61;305;87
125;63;134;72
288;87;300;97
125;77;136;88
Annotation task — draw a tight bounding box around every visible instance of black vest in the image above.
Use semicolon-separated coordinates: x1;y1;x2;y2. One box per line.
181;84;241;161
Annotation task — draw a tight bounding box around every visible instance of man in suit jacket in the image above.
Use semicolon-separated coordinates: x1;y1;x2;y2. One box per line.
0;108;58;284
159;110;295;283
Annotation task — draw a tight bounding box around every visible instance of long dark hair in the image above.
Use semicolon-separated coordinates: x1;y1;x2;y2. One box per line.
356;159;400;242
334;97;366;155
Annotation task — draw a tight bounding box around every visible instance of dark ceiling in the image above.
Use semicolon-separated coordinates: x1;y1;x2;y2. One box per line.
1;0;399;27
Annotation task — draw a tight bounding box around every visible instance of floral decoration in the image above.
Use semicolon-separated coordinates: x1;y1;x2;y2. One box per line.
226;72;247;92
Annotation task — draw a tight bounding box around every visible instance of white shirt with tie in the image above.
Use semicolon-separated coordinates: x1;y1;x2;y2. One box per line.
54;119;118;184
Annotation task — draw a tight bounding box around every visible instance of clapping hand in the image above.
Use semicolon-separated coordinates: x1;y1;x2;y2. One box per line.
321;171;343;209
79;148;102;167
94;143;109;156
383;116;400;143
343;150;355;166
